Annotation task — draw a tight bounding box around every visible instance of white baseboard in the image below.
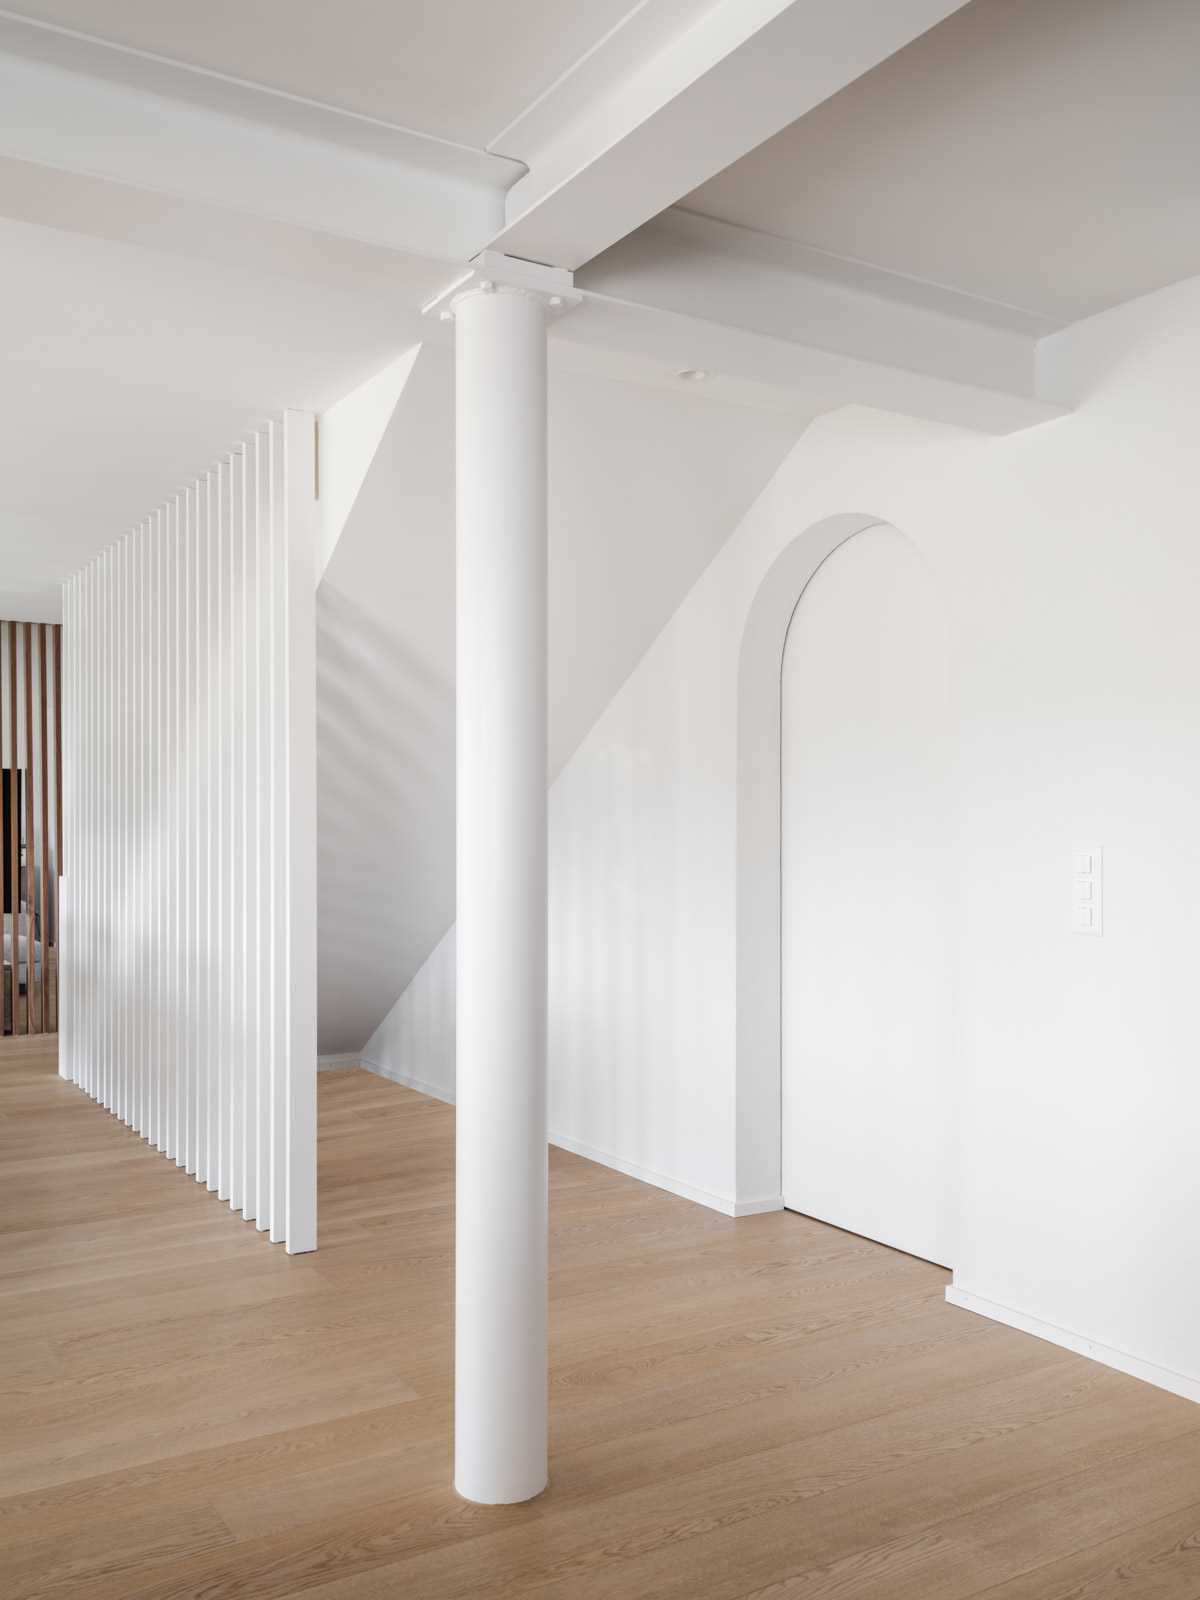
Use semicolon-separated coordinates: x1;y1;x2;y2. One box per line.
946;1285;1200;1406
356;1058;776;1218
318;1053;361;1072
547;1128;755;1217
731;1194;787;1217
359;1056;455;1106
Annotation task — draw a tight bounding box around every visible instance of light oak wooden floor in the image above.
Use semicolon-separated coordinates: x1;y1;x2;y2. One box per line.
4;1043;1200;1600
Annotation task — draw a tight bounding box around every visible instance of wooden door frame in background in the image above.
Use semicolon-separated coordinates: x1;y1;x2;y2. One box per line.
2;619;62;1038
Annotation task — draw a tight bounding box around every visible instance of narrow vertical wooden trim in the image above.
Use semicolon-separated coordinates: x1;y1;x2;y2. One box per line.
53;624;63;877
66;590;75;1073
3;623;9;1036
22;622;34;1037
36;626;47;1034
38;625;49;1034
6;624;16;1038
57;602;68;1068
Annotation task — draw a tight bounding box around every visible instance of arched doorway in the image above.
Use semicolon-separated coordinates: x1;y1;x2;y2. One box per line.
734;515;956;1268
780;524;953;1265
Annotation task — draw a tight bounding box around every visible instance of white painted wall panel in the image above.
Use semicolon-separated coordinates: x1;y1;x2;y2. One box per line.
59;414;318;1253
780;526;954;1267
362;272;1200;1402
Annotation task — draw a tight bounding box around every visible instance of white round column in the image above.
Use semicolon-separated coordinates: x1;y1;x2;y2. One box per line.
453;283;549;1505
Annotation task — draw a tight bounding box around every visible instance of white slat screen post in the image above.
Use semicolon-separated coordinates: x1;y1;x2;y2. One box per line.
59;414;318;1253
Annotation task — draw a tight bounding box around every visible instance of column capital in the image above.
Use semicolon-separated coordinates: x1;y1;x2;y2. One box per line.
422;250;580;323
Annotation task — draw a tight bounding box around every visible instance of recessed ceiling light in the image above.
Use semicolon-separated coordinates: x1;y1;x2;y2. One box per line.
677;368;710;382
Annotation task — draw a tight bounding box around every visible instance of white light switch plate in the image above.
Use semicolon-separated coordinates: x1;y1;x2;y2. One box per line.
1072;843;1102;935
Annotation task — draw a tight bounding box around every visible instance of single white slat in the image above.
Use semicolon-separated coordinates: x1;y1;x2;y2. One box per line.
239;446;257;1221
204;468;218;1194
157;506;168;1156
180;488;191;1173
267;421;286;1243
283;411;317;1255
87;580;99;1097
102;552;112;1112
172;495;184;1165
140;518;151;1145
163;502;175;1161
149;512;159;1149
253;432;271;1230
124;532;134;1131
232;451;248;1209
80;574;88;1093
216;458;230;1202
182;483;195;1176
155;511;166;1153
95;555;103;1107
153;509;162;1148
89;566;96;1099
158;505;170;1157
134;524;145;1140
195;476;210;1188
118;534;128;1130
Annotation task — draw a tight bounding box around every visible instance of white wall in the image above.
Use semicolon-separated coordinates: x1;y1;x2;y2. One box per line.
317;347;797;1056
367;270;1200;1392
362;925;456;1103
61;413;318;1254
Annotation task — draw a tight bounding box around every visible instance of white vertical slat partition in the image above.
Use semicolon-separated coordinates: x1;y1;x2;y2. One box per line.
59;414;318;1253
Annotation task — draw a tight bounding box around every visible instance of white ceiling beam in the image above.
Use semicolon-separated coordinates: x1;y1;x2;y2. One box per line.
488;0;972;270
0;46;518;264
577;209;1054;408
551;292;1064;437
0;8;522;181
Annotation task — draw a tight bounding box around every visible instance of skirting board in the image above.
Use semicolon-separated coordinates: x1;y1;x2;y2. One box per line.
361;1056;455;1105
946;1285;1200;1406
318;1053;361;1072
358;1056;782;1218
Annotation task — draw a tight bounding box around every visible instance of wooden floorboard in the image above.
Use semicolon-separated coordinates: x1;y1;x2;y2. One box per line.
2;1046;1198;1599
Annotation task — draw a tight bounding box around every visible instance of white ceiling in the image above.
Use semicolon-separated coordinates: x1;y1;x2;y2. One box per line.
683;0;1200;328
0;0;1079;623
2;0;648;150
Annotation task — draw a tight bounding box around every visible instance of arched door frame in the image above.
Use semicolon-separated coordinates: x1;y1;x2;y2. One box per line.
734;512;888;1207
